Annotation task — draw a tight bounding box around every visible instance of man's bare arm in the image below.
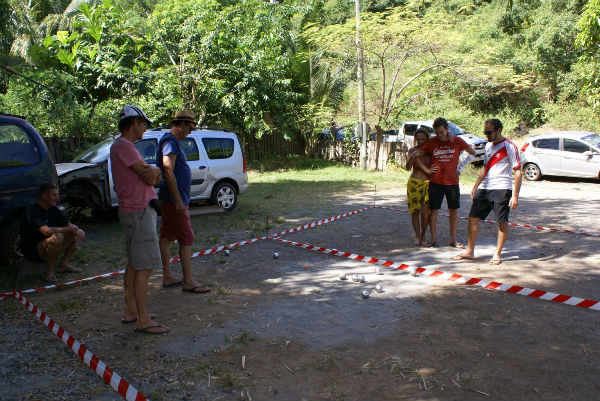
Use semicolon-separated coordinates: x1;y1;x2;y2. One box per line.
131;160;162;186
510;168;522;209
162;153;185;214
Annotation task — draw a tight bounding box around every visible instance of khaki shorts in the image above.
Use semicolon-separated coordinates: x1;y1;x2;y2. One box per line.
118;206;161;271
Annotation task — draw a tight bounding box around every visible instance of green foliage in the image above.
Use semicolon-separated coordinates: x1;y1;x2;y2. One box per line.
149;0;304;140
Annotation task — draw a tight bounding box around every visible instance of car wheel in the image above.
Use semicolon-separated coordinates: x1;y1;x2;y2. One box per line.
523;163;541;181
211;182;238;211
0;220;23;267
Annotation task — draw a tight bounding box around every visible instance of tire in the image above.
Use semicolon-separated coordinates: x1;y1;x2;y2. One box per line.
0;220;23;267
211;182;238;211
523;163;541;181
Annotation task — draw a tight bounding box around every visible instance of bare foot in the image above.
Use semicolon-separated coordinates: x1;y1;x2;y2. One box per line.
57;264;82;273
134;322;169;334
412;239;421;246
163;274;183;287
452;252;474;261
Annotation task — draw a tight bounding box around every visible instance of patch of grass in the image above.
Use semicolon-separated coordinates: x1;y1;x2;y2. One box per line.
218;372;242;389
225;330;255;345
216;286;230;295
48;297;79;313
146;390;165;401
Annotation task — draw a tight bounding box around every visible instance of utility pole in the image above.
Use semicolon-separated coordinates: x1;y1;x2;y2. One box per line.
355;0;367;170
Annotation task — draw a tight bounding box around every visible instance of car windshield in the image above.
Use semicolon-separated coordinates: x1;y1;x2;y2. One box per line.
448;122;466;136
582;133;600;148
73;139;113;163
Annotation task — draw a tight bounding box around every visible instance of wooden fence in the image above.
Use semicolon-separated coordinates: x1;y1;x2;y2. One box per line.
313;140;409;170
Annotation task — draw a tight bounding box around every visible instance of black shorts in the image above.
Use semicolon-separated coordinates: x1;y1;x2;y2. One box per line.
429;183;460;210
469;189;512;222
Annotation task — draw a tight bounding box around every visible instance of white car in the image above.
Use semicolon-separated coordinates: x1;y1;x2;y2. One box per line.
520;131;600;181
57;128;248;211
398;120;487;163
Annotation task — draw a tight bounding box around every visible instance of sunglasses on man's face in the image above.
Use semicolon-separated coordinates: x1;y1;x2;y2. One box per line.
483;130;496;135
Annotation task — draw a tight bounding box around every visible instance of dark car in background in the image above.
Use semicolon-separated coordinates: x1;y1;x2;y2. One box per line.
0;113;57;266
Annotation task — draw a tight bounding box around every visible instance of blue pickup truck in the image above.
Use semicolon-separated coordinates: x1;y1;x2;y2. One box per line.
0;113;57;266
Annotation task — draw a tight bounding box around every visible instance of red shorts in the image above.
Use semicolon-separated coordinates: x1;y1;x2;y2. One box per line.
160;201;194;246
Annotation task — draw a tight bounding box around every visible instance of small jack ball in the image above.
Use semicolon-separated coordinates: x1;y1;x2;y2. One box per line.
304;266;308;270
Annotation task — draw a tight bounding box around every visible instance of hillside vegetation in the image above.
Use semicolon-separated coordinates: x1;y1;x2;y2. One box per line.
1;0;599;150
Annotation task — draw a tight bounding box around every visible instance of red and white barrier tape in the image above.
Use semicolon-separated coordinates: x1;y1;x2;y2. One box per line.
374;205;600;238
1;236;269;300
12;291;149;401
272;206;373;238
171;236;268;263
1;206;371;300
0;270;125;301
273;237;600;312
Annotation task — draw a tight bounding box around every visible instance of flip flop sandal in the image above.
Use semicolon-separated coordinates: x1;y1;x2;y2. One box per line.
162;280;183;288
489;259;503;265
182;286;211;294
448;242;465;249
122;313;158;324
43;274;57;283
134;324;169;335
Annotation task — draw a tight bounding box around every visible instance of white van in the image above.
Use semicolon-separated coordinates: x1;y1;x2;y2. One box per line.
57;128;248;211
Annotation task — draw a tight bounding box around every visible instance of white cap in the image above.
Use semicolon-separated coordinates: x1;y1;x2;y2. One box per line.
119;105;152;125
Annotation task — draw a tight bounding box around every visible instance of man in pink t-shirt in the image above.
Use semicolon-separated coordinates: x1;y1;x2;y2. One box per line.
110;105;168;335
453;118;522;265
420;117;478;247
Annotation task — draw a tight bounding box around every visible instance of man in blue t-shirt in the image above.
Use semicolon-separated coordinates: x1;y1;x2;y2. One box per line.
20;183;85;283
157;110;210;293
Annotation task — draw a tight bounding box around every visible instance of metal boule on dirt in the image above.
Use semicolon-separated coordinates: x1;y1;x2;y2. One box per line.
409;266;418;277
224;249;230;256
375;284;383;293
273;252;279;259
375;266;384;275
351;274;359;282
359;275;366;283
339;273;347;280
361;290;370;299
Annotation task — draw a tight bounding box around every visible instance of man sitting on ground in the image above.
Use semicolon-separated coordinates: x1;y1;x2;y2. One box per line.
20;183;86;283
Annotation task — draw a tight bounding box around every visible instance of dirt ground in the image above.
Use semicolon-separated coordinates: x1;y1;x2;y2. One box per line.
1;177;600;401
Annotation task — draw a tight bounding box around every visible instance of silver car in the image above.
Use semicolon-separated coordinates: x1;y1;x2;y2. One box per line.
398;120;487;163
520;131;600;181
57;128;248;211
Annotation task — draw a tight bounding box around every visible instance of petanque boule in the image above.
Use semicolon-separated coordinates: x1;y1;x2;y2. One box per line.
409;266;418;277
359;275;366;283
375;266;384;275
351;274;359;282
375;284;383;293
339;273;347;280
224;249;230;256
361;290;370;299
273;252;279;259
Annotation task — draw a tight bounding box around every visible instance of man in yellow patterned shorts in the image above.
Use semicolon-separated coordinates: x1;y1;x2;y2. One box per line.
406;128;438;246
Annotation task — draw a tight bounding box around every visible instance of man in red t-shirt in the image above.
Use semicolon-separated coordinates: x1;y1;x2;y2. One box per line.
420;117;478;247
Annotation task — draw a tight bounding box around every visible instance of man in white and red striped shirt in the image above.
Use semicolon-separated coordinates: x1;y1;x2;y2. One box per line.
453;119;522;265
